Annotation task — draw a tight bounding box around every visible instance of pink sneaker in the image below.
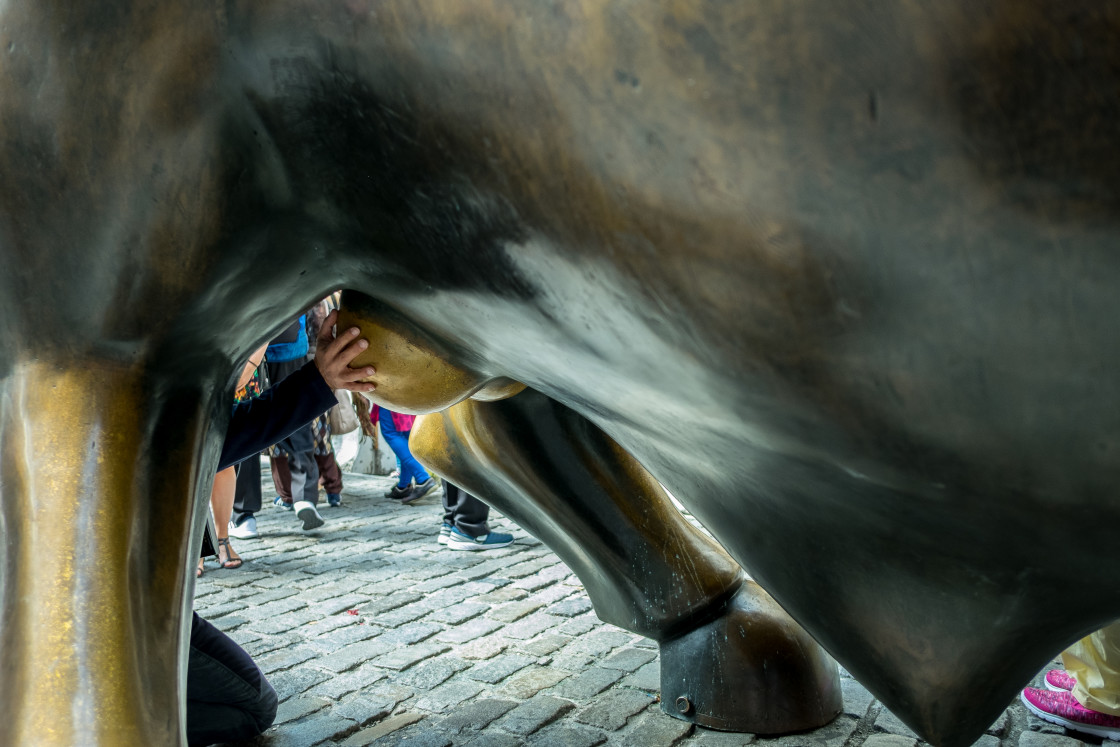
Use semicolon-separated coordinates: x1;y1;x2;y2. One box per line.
1045;670;1077;692
1021;687;1120;741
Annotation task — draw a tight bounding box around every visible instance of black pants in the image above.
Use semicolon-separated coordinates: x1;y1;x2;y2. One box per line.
442;482;491;537
233;452;262;517
187;612;277;746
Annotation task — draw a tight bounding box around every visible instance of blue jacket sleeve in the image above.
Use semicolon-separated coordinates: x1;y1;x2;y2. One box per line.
218;361;338;470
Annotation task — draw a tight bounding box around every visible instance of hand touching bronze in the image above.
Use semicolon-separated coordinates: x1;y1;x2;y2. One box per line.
314;309;376;392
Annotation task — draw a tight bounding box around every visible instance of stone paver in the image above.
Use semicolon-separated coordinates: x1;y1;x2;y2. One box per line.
573;688;654;730
528;723;608;746
415;680;485;713
275;695;331;724
874;708;920;740
339;713;425;746
864;735;917;747
841;677;876;719
622;660;660;692
436;697;519;734
496;695;576;735
549;667;625;700
600;647;657;673
500;666;571;699
465;653;536;684
773;715;858;747
194;468;1040;747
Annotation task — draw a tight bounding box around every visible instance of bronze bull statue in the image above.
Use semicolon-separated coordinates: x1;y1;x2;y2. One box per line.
2;1;1118;744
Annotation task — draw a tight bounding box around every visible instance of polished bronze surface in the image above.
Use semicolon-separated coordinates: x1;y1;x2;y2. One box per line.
411;392;748;639
660;581;843;733
337;295;491;413
0;359;211;745
411;391;842;732
2;1;1119;744
339;292;528;404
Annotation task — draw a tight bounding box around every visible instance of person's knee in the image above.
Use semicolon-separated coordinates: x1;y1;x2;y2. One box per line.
186;681;276;747
252;675;278;734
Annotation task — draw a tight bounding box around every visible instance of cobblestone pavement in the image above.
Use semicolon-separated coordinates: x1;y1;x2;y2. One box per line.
195;471;1088;747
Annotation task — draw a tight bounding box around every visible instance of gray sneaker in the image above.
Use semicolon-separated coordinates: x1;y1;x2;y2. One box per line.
293;501;325;530
228;515;258;539
402;477;439;504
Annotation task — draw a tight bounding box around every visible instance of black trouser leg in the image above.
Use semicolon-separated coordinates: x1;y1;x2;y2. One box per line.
187;612;277;746
233;452;262;518
442;482;491;537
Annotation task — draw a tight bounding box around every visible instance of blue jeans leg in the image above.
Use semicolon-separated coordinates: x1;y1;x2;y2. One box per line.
187;612;277;746
378;409;430;487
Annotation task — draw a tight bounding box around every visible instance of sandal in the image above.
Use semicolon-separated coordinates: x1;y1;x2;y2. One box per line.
197;558;205;577
217;537;243;570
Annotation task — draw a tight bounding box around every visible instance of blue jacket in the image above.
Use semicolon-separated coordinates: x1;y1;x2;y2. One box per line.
265;315;309;363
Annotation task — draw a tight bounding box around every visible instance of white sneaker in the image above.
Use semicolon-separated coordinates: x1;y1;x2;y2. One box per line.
293;501;324;530
228;515;258;539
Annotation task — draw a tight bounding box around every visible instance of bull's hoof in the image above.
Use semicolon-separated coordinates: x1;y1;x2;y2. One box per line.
658;579;842;734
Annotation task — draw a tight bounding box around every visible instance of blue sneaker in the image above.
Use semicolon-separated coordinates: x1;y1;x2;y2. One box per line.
438;522;453;545
447;526;514;551
273;496;293;511
327;492;342;507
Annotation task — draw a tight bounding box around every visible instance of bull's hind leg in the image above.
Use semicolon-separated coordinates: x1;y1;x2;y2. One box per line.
411;390;841;734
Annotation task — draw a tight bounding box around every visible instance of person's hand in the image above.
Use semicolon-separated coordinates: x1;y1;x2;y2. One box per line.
314;309;376;392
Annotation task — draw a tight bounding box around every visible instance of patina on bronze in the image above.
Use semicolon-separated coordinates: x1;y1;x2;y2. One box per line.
2;1;1119;745
408;389;842;732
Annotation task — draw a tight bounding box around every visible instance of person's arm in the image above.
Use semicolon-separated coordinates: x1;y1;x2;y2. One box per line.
218;362;335;469
218;310;376;469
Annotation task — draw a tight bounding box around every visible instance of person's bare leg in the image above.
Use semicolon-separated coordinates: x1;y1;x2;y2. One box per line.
210;467;241;568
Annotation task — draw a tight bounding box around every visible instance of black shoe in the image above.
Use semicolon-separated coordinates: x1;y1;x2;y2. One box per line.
401;477;439;504
386;484;411;500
